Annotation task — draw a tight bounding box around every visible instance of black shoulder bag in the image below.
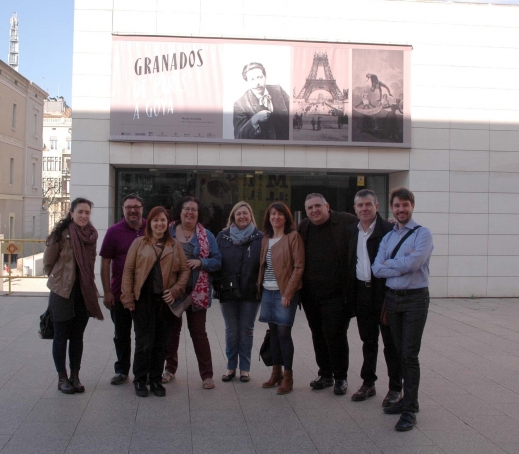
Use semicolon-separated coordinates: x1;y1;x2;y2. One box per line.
380;225;421;326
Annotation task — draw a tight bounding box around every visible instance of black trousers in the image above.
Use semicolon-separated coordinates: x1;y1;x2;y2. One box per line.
385;288;429;412
131;294;170;384
302;297;350;380
110;299;133;375
355;282;402;392
52;295;89;373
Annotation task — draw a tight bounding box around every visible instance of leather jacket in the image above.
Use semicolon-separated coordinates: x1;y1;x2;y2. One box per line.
121;237;190;308
43;228;77;299
257;230;305;301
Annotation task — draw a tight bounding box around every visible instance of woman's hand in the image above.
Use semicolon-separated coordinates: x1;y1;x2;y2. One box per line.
127;302;135;311
162;289;174;303
186;259;202;270
281;297;291;308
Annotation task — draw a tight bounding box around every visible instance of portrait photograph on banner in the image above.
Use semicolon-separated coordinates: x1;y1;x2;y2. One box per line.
221;43;292;142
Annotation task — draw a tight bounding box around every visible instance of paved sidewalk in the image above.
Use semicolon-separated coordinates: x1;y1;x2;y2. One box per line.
1;295;519;453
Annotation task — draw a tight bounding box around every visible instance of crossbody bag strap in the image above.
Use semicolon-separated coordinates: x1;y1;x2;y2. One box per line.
390;226;421;260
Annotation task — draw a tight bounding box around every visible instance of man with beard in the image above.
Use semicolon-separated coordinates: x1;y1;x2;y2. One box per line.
373;187;433;431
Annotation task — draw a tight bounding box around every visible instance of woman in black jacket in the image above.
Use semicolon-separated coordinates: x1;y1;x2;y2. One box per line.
216;201;263;382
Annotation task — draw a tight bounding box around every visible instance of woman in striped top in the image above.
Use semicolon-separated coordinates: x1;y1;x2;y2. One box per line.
257;202;305;394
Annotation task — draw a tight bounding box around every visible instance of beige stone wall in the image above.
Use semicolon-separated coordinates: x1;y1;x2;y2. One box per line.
72;0;519;297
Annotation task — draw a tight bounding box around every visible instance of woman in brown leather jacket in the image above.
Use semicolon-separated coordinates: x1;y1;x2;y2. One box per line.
258;202;305;394
121;206;190;397
43;197;103;395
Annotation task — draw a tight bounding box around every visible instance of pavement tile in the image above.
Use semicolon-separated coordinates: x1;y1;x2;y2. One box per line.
431;394;505;417
250;429;318;454
190;408;248;437
25;398;88;422
363;426;435;448
1;434;69;454
309;431;380;453
380;447;446;454
129;432;191;454
192;434;255;454
64;435;131;454
0;435;10;451
2;296;519;454
423;427;508;454
462;415;519;444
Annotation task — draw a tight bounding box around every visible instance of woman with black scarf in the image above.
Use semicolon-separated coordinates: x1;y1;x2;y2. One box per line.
43;197;104;394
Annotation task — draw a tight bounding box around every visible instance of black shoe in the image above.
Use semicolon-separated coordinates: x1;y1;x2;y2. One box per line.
333;379;348;395
395;411;416;431
351;384;376;401
134;382;148;397
382;390;401;407
69;371;85;393
310;376;334;390
384;399;420;414
240;373;250;383
58;377;75;394
221;371;236;382
150;381;166;397
110;373;128;386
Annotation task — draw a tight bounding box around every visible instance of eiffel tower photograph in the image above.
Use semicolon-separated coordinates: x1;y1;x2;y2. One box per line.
291;48;349;143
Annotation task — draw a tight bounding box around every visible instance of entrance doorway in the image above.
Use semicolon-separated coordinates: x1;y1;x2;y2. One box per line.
116;169;388;234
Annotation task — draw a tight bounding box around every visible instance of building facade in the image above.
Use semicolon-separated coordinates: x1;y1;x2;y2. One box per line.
0;59;47;254
72;0;519;297
42;97;72;231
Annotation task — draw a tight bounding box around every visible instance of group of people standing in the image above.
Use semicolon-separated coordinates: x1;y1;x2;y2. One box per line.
43;186;433;432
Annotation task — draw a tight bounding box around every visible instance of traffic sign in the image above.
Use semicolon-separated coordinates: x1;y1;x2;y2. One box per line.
1;241;24;255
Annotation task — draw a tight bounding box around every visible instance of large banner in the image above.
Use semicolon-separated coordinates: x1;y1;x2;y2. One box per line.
111;36;411;148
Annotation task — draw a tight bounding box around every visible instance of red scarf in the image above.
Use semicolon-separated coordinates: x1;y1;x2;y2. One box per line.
190;222;210;310
68;222;103;320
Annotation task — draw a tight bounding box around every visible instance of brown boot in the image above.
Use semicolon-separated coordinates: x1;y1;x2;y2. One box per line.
69;369;85;393
277;369;293;395
262;365;283;388
57;371;75;394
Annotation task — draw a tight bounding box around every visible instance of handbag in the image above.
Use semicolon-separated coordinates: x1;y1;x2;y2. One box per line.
259;329;284;366
38;309;54;339
213;274;242;302
166;295;192;318
381;225;421;326
259;329;272;366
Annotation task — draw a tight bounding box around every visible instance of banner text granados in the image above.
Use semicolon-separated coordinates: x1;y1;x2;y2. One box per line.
134;50;203;75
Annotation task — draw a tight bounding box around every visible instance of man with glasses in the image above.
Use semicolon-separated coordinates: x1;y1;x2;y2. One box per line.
100;194;146;385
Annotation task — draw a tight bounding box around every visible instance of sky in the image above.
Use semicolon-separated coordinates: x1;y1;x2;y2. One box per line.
0;0;74;105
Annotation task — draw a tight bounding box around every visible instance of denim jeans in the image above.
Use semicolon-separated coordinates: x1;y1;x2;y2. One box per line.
219;300;260;372
385;289;429;412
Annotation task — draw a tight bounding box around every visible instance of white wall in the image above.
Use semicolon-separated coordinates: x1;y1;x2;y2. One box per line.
72;0;519;297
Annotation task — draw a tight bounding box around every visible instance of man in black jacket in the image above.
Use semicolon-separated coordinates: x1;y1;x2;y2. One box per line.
298;193;357;395
347;189;402;406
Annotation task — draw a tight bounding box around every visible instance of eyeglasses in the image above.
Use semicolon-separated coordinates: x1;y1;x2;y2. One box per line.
124;205;143;211
182;207;198;212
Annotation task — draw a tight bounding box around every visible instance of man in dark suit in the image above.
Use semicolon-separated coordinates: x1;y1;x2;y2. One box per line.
346;189;402;406
233;62;289;140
